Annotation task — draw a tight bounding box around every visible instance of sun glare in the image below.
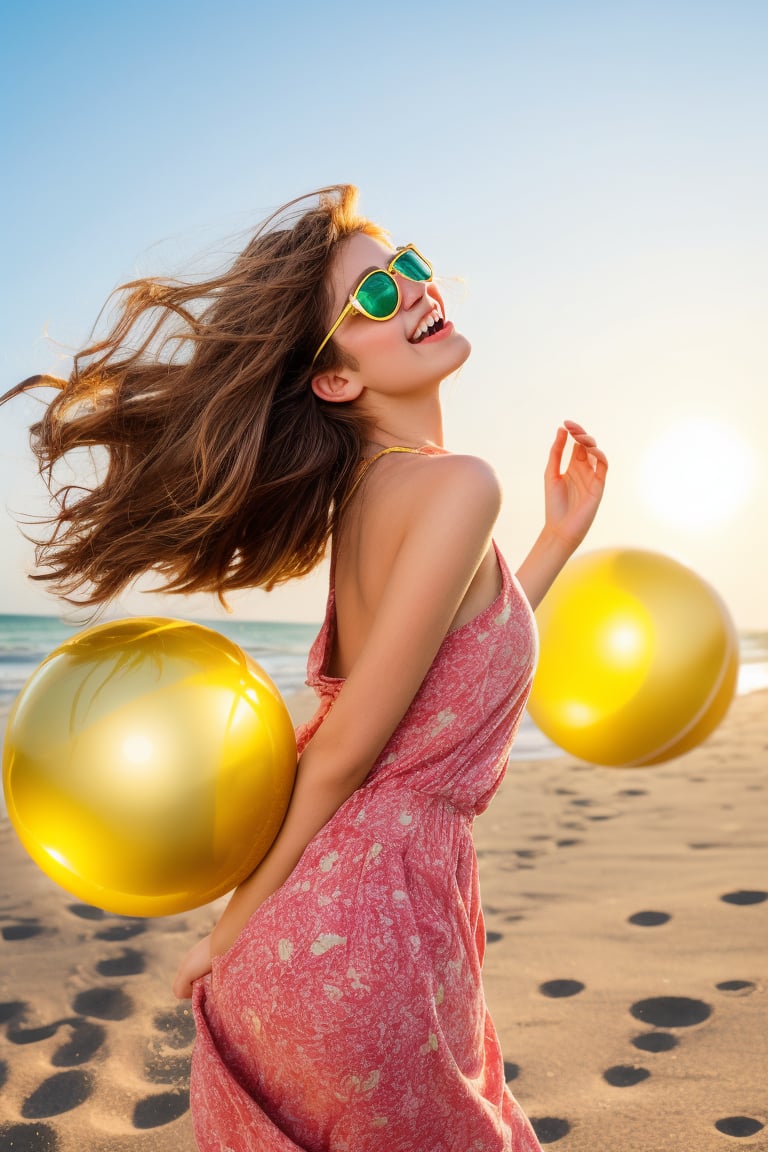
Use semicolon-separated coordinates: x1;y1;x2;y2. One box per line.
637;417;756;532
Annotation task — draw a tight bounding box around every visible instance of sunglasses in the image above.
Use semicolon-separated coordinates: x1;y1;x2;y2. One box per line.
312;244;433;366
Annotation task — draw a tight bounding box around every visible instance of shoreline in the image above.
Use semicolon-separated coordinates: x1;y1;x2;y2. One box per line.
2;672;765;775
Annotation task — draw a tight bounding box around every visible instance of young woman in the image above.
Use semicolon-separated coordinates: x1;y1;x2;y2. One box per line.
4;185;606;1150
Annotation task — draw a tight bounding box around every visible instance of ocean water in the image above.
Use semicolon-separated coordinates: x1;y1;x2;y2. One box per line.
0;614;318;711
0;614;766;763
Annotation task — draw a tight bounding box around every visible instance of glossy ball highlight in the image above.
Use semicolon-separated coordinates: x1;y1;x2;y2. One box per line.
527;549;738;766
2;618;297;915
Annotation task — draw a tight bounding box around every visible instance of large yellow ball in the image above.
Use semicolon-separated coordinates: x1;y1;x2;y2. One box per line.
2;618;297;916
527;549;738;767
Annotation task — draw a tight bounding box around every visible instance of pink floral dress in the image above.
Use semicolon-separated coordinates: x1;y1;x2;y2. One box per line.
191;534;543;1151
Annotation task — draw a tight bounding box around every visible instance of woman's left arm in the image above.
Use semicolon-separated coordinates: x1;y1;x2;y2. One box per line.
515;420;608;611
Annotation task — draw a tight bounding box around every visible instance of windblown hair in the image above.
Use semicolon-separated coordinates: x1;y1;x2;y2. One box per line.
1;184;385;610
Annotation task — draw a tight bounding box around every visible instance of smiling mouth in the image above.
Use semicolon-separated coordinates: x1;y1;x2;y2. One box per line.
410;316;446;344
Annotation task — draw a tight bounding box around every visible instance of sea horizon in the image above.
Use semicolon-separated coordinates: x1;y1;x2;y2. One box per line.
1;614;766;772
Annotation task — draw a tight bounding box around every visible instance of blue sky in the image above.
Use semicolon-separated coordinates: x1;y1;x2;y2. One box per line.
2;1;766;626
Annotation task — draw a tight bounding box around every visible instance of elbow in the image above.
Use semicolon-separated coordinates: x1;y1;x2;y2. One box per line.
298;732;374;796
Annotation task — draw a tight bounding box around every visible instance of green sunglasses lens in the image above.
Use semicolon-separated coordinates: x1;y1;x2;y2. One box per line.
392;248;432;281
355;270;399;318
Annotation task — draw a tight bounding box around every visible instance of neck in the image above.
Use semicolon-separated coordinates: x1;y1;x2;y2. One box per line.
361;393;444;451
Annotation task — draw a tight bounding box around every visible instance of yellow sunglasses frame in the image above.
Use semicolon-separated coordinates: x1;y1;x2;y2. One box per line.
311;244;433;367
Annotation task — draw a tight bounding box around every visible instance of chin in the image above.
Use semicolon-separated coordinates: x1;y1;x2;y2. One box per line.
448;330;472;368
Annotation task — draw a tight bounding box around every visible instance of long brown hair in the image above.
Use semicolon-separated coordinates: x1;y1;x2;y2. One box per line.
1;184;385;610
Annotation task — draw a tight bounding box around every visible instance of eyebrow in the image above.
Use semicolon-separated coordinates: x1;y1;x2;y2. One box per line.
345;265;377;297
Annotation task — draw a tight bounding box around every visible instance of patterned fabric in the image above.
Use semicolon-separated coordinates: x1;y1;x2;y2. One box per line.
191;540;543;1152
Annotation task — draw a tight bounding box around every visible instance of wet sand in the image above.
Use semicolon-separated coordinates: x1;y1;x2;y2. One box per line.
1;688;766;1151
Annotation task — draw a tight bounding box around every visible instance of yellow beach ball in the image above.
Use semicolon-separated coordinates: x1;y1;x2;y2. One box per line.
527;549;738;767
2;618;297;916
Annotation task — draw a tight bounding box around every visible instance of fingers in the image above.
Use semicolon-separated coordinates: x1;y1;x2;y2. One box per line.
563;419;597;447
547;421;608;485
545;426;569;481
563;420;608;472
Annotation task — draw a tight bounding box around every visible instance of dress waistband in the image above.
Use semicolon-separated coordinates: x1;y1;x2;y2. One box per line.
363;776;476;823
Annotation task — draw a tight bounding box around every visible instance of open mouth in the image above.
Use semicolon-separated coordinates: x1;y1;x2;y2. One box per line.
409;314;446;344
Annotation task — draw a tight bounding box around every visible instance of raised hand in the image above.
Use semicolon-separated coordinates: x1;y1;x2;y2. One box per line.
543;420;608;552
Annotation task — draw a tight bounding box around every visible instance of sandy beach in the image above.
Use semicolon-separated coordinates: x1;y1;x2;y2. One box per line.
1;687;766;1151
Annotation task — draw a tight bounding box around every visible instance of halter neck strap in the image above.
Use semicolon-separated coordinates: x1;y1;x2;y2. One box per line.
342;445;435;505
351;445;425;492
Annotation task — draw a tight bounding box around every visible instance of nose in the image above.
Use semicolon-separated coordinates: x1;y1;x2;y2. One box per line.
397;275;430;312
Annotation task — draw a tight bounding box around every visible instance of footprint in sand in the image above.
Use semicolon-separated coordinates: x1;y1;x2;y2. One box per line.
133;1091;190;1129
714;1117;765;1138
715;980;756;996
720;889;768;906
153;1005;197;1049
627;911;671;927
72;986;134;1020
622;995;712;1084
1;919;45;941
132;1006;194;1128
95;920;147;941
0;1001;24;1025
52;1019;106;1066
21;1069;94;1119
3;1000;109;1071
539;980;585;998
143;1048;193;1089
630;996;712;1028
67;903;108;921
529;1116;571;1143
144;1004;194;1088
603;1065;650;1087
632;1032;678;1053
0;1122;59;1151
7;1018;62;1045
607;1064;649;1082
95;948;146;977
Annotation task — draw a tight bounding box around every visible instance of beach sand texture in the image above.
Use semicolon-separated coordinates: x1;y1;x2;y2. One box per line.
1;688;766;1151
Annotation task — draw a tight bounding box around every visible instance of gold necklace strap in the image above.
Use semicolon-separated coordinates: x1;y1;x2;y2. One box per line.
345;445;425;503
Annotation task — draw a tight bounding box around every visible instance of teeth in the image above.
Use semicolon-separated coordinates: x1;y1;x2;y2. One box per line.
411;304;444;342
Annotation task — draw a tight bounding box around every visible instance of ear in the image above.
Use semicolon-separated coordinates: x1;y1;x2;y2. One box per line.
310;370;364;404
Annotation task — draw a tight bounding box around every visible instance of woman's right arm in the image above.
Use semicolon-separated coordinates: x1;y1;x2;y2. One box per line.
172;455;502;995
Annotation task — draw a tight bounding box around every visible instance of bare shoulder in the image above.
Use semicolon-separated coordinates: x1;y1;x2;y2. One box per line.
425;452;502;497
334;450;503;677
370;451;502;523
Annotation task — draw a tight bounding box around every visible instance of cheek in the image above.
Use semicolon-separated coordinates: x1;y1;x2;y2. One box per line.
343;317;408;366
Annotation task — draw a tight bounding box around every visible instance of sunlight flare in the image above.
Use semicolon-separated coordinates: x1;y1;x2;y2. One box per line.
637;417;756;531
